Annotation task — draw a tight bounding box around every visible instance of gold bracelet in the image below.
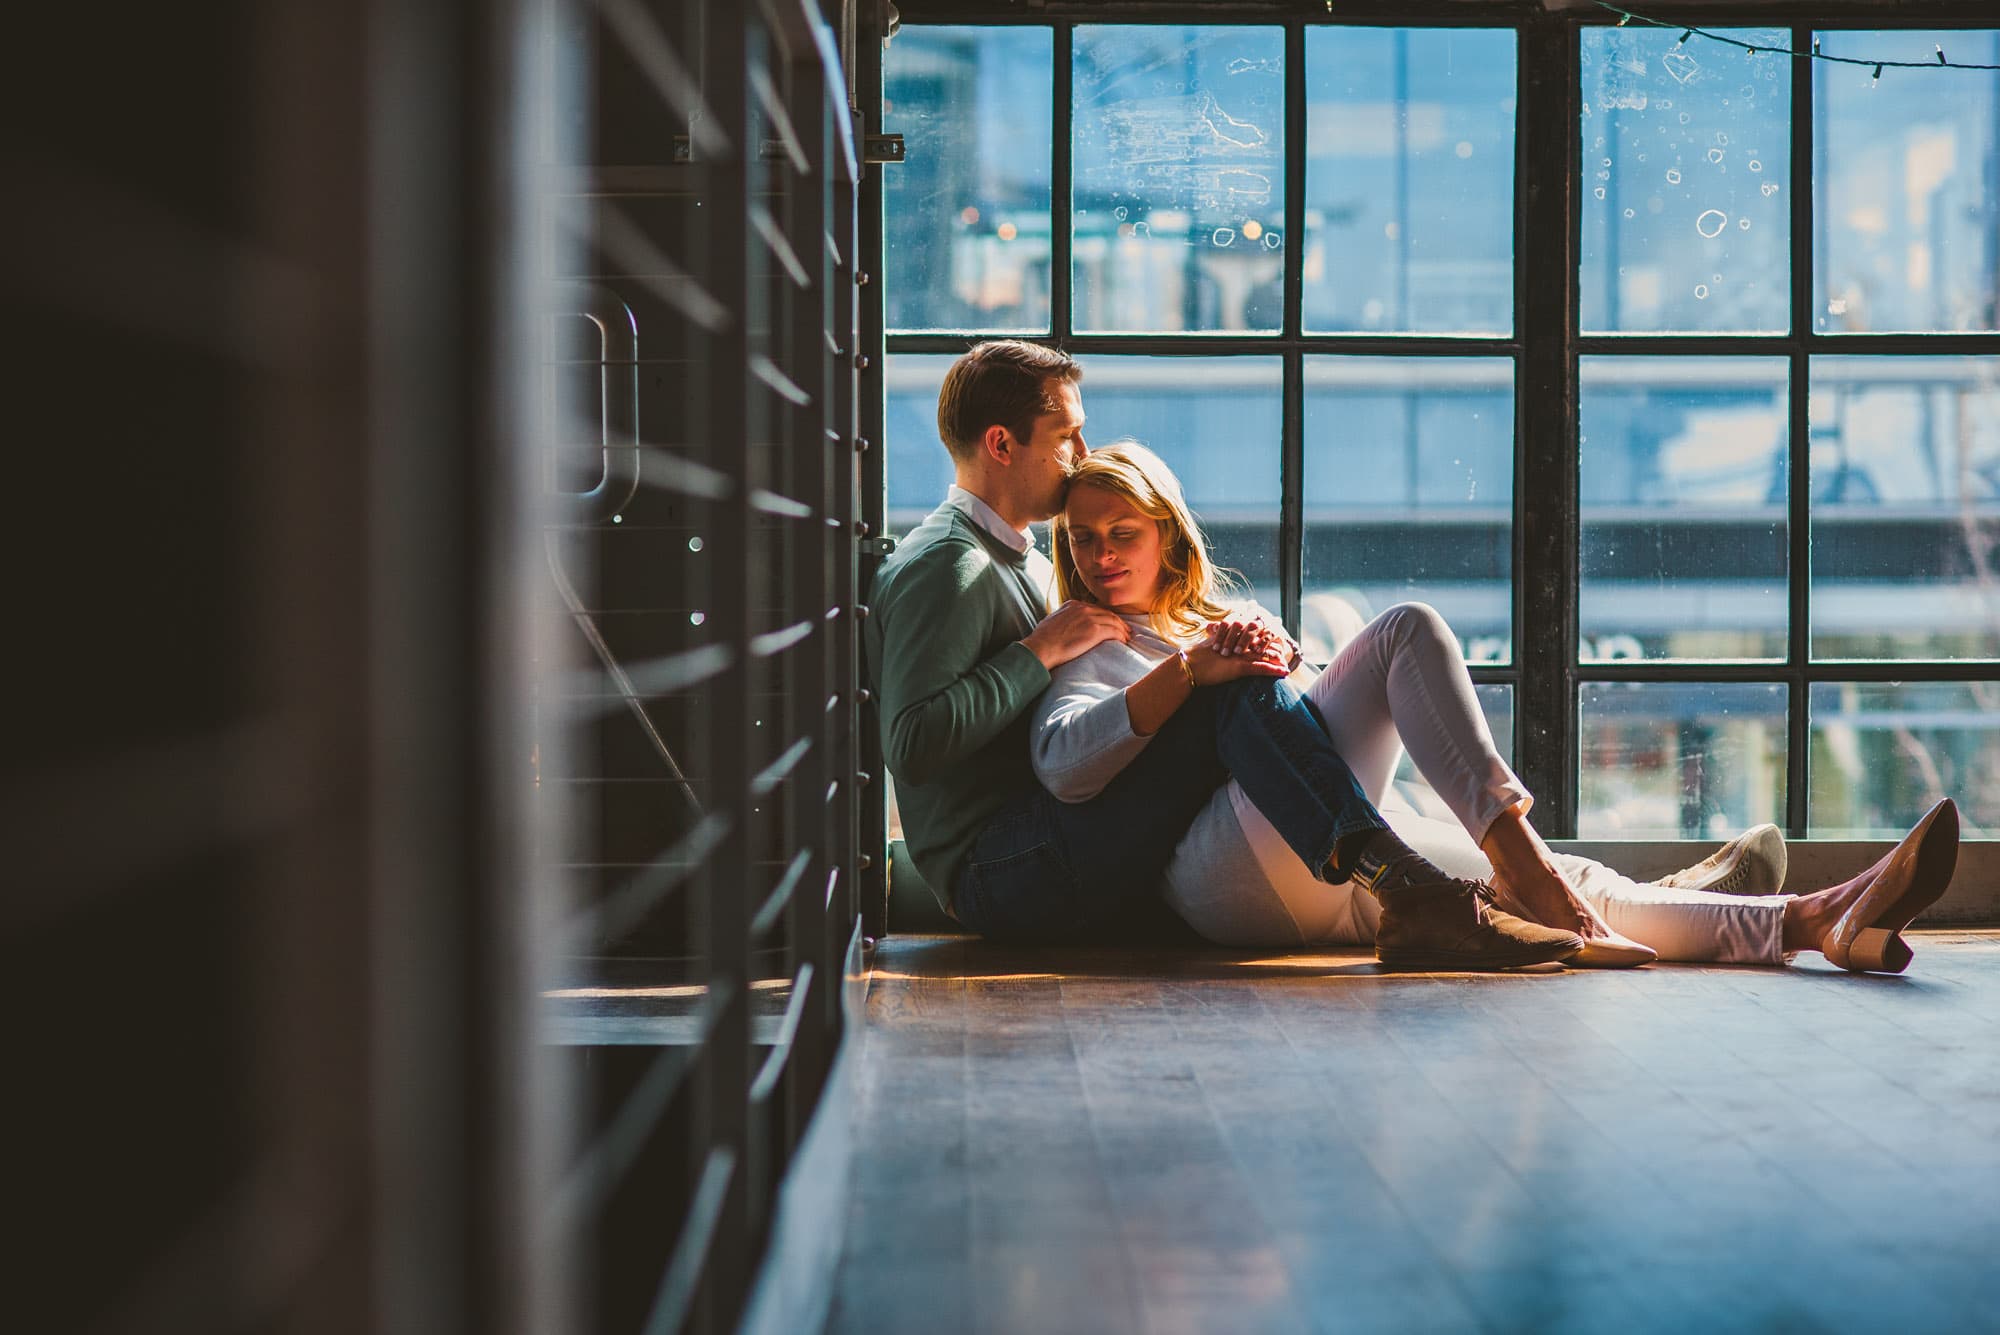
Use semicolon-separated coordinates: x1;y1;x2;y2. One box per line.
1177;648;1198;689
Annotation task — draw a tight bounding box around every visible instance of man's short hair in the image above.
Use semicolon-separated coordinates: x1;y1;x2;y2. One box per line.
936;340;1082;462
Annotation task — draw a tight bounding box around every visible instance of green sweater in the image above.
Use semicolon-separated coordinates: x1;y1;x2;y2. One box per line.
864;503;1052;913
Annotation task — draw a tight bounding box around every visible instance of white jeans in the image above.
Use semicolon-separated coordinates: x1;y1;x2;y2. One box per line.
1161;603;1792;964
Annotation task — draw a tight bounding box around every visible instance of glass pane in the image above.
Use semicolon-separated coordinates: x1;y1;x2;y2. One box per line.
1579;26;1790;334
1073;26;1285;333
885;355;960;535
1811;681;2000;836
1301;356;1513;664
887;355;1282;607
1815;31;2000;333
1579;357;1788;661
1810;356;2000;659
1578;682;1788;837
1077;357;1283;607
885;27;1053;332
1303;28;1515;335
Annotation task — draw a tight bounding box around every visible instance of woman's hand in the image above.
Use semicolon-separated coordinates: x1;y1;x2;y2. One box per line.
1183;637;1289;686
1202;614;1300;670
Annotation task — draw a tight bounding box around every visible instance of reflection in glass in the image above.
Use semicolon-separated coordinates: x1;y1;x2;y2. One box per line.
1810;357;2000;660
1580;26;1789;333
1304;28;1515;335
1816;31;2000;334
885;27;1053;332
886;355;1283;607
1579;357;1788;661
1301;357;1513;663
1579;682;1787;838
1811;682;2000;836
1073;26;1284;333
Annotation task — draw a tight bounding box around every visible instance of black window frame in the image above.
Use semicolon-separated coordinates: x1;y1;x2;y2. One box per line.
881;0;2000;839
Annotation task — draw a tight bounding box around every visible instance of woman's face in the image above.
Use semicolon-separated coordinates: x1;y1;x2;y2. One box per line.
1064;483;1167;614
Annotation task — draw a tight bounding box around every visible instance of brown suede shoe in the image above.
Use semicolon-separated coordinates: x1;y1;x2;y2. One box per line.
1374;879;1585;971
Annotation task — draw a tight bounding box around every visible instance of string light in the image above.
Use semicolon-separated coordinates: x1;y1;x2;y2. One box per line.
1592;3;2000;73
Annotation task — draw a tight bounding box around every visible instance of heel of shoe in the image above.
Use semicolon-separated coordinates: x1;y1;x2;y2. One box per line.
1845;927;1914;974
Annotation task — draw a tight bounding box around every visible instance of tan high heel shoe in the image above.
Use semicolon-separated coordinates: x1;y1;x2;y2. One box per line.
1821;798;1959;974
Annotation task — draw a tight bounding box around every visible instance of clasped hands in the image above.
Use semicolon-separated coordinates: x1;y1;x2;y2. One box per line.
1183;613;1299;686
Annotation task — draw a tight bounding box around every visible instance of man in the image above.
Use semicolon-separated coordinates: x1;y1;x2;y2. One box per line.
863;340;1583;969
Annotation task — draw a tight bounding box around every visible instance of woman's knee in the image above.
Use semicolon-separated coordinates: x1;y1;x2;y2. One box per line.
1379;600;1457;653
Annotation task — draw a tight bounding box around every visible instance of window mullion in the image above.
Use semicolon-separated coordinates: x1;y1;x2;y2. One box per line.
1053;22;1073;343
1281;18;1305;634
1515;12;1581;836
1786;22;1815;838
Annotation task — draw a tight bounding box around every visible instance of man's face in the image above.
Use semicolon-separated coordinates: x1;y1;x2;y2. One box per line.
1014;379;1087;522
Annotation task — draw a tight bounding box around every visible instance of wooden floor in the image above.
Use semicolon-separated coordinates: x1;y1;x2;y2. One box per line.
827;932;2000;1335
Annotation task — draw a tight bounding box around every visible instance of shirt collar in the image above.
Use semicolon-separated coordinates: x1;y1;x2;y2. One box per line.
946;484;1033;555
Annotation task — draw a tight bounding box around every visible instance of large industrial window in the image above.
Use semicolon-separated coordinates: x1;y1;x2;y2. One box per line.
880;6;2000;841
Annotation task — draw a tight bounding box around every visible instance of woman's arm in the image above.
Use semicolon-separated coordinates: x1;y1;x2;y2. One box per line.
1127;639;1290;736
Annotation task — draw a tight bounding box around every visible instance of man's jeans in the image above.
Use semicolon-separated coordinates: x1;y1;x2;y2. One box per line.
952;676;1389;943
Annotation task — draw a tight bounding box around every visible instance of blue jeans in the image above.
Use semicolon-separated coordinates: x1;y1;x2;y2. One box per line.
952;676;1389;943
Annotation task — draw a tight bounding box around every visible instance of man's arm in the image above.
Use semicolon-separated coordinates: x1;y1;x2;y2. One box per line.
876;544;1051;787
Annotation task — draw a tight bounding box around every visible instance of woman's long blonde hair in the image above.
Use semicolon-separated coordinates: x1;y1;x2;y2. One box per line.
1052;440;1241;640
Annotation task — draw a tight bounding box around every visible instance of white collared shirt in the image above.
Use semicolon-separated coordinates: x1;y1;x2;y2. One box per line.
946;483;1031;554
946;483;1054;613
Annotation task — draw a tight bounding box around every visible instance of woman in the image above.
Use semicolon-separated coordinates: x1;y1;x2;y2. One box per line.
1030;442;1958;973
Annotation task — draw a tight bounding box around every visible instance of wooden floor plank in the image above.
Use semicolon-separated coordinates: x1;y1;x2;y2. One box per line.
827;933;2000;1335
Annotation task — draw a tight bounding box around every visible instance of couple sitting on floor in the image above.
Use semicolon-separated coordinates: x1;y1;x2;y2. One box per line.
864;339;1960;973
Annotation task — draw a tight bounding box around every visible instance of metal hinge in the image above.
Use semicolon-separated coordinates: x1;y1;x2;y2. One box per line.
860;536;897;557
863;134;905;164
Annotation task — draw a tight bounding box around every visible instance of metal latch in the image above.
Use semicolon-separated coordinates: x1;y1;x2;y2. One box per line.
863;134;905;164
860;536;898;557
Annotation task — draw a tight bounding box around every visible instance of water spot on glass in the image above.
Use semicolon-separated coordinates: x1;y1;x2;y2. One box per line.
1113;206;1128;220
1662;50;1699;84
1637;153;1648;162
1761;182;1779;197
1262;231;1281;250
1456;141;1474;159
688;535;704;552
1748;160;1763;173
1212;228;1235;247
690;611;707;625
1715;132;1730;146
1601;157;1612;168
1829;297;1849;315
1694;284;1710;299
1678;112;1691;125
1594;136;1606;150
611;514;622;524
1738;217;1751;230
1657;99;1673;109
1623;207;1636;218
1666;168;1682;185
1707;148;1726;164
1741;85;1756;99
1695;209;1727;238
1134;220;1150;236
1594;187;1607;200
1597;170;1610;182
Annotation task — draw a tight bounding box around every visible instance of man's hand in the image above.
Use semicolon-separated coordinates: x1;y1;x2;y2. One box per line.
1022;600;1130;670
